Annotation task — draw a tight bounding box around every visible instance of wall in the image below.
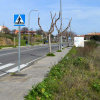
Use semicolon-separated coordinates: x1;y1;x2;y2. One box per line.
0;26;3;32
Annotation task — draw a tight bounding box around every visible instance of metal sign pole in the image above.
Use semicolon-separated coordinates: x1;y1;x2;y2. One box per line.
18;26;21;72
14;14;25;73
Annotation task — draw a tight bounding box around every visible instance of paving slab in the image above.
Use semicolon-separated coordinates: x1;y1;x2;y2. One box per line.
0;47;72;100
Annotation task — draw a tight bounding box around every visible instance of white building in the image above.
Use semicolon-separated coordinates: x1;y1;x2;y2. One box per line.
0;25;3;32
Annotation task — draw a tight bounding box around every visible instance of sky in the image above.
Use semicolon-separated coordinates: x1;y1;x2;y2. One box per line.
0;0;100;35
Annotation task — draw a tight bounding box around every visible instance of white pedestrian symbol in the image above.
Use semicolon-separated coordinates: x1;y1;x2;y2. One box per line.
15;15;24;24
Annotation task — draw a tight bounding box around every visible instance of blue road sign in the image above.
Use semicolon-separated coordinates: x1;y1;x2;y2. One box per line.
14;14;25;26
68;37;71;39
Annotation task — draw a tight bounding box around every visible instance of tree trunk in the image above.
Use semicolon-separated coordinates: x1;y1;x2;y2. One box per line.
66;36;67;47
14;37;15;46
49;34;51;53
58;36;61;50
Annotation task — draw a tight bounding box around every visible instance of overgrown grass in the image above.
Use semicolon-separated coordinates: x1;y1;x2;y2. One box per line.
12;46;17;48
25;41;100;100
0;45;14;47
15;38;26;46
0;45;17;48
46;53;55;56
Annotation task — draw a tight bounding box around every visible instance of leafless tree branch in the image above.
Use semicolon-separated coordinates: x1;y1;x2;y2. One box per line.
38;17;48;36
59;18;72;36
50;12;52;19
49;13;56;32
55;12;61;32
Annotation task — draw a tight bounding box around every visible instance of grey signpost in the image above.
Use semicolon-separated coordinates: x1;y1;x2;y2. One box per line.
18;26;21;72
14;14;25;73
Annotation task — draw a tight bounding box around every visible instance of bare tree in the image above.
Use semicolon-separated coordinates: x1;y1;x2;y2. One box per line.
55;18;72;50
11;29;16;46
11;29;16;34
38;12;60;53
36;29;43;35
21;27;28;34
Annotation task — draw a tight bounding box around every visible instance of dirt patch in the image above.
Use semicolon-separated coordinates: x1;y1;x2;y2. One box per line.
0;37;13;46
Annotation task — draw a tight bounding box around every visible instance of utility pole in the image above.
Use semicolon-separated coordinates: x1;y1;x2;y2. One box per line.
60;0;62;50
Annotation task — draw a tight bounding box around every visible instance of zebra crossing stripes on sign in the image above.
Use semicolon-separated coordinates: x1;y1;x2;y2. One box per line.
14;14;25;26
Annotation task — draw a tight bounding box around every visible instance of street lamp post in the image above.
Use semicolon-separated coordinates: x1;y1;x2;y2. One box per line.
60;0;62;50
63;18;70;46
28;9;38;45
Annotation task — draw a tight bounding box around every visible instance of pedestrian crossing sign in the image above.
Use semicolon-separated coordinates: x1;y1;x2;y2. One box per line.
14;14;25;26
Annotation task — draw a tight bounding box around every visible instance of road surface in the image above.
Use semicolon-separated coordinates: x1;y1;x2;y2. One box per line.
0;42;70;77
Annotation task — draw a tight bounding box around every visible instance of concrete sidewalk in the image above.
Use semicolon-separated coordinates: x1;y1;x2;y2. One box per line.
0;47;72;100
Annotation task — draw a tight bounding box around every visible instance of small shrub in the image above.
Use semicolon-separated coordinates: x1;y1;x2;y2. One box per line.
62;48;65;50
46;53;55;56
36;39;42;42
56;50;62;52
92;82;100;92
3;34;13;41
12;46;17;48
11;72;16;75
73;57;83;66
23;36;28;40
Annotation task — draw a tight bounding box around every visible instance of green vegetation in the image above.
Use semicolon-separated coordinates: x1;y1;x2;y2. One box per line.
0;33;46;47
25;41;100;100
10;72;16;75
46;53;55;56
12;46;17;48
0;33;14;41
15;38;26;46
56;50;62;52
0;45;17;49
90;35;100;41
62;48;65;50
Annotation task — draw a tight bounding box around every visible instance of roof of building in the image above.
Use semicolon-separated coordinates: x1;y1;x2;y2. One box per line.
21;31;36;33
2;26;9;31
87;33;100;35
15;30;19;34
14;30;36;34
75;35;85;37
3;26;7;28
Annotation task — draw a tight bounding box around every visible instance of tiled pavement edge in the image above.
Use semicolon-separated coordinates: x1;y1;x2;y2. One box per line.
0;47;72;100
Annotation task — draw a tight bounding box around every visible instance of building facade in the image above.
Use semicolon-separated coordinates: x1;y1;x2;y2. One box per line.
0;25;3;32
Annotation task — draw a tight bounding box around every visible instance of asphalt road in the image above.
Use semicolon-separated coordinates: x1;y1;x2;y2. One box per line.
0;42;70;77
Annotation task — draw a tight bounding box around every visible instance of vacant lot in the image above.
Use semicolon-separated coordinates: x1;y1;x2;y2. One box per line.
25;41;100;100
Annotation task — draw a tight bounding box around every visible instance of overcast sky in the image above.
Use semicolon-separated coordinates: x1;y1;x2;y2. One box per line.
0;0;100;35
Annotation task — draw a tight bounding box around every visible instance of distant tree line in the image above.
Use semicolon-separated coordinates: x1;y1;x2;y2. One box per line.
90;35;100;41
